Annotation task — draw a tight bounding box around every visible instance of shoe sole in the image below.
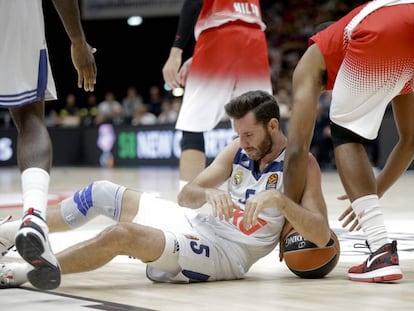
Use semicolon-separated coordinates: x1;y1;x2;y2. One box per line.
15;231;61;290
349;273;403;283
348;266;403;283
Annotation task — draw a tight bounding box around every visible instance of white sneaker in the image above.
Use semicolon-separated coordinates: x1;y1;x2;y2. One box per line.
0;216;14;256
0;262;29;288
15;209;61;290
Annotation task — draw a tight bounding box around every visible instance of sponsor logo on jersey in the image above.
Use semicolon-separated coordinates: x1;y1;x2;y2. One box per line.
265;173;278;189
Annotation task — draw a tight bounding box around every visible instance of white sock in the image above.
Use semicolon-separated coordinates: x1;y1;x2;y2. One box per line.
60;180;126;228
21;168;50;220
351;194;388;252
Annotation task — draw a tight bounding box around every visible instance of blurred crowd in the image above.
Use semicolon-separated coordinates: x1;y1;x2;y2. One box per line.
0;0;374;169
41;85;182;128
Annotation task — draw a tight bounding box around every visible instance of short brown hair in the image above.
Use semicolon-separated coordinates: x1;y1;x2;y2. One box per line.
224;90;280;126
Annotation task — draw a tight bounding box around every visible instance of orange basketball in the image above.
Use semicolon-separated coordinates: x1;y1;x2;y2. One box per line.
281;229;340;278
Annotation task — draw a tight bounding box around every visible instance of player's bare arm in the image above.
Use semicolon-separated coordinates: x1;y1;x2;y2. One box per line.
284;44;326;204
178;139;240;219
375;93;414;197
245;154;331;247
51;0;97;91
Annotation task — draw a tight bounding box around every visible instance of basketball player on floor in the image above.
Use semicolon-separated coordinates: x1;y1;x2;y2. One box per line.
284;0;414;282
162;0;273;190
0;91;333;286
0;1;97;289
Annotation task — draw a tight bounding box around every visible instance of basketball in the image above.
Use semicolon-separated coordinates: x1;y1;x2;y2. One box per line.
281;229;340;279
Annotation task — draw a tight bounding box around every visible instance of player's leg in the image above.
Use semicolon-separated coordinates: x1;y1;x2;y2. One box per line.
0;181;136;253
331;124;401;282
59;223;165;274
8;100;61;290
1;222;167;287
179;132;205;188
2;192;186;287
175;27;236;189
328;8;414;281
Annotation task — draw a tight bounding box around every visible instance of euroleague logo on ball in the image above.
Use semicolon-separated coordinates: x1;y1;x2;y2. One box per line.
285;233;307;249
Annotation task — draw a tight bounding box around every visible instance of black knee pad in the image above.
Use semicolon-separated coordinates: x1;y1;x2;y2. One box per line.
181;131;205;152
330;121;374;148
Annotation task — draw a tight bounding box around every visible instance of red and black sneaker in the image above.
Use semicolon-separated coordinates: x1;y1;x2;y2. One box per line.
348;240;402;283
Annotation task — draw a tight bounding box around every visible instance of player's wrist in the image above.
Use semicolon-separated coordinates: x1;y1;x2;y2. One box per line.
169;47;183;57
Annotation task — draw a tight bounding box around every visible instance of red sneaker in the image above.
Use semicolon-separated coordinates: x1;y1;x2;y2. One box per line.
348;240;402;283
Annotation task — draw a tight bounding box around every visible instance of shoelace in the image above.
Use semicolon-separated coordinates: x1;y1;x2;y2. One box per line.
353;241;372;253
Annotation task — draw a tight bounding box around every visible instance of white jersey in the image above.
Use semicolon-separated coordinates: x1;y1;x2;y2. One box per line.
141;148;285;283
0;0;57;107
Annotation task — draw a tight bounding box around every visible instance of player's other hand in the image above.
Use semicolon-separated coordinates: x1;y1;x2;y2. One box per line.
71;41;97;92
206;188;238;221
243;190;282;229
177;57;192;86
162;47;183;89
338;206;361;231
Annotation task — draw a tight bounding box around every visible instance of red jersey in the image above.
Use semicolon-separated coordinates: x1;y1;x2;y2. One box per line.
195;0;266;39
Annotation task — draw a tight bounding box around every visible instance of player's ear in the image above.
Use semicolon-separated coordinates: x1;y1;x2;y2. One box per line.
268;118;279;131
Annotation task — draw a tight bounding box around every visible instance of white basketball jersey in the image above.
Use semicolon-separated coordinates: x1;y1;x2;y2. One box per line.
190;148;285;264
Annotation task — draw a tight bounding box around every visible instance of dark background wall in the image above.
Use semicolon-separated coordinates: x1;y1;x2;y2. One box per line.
43;1;194;107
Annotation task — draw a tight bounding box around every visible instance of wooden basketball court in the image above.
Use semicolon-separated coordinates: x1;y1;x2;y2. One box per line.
1;166;413;310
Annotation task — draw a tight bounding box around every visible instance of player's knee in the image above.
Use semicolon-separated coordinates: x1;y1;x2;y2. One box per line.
181;131;205;152
96;223;131;251
330;121;374;147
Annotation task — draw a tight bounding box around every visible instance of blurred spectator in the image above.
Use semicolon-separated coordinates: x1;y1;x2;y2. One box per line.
170;97;182;121
121;86;144;124
131;105;157;126
147;85;164;117
80;93;99;127
158;98;179;124
95;91;124;125
274;88;291;134
58;93;80;127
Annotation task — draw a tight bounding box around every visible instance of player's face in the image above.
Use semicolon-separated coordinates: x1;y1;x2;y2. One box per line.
234;112;273;161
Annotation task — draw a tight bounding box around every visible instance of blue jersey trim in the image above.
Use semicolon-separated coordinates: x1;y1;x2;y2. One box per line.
0;49;48;107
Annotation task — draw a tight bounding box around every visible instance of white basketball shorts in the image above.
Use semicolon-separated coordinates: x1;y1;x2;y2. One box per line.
0;0;57;107
134;193;248;283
